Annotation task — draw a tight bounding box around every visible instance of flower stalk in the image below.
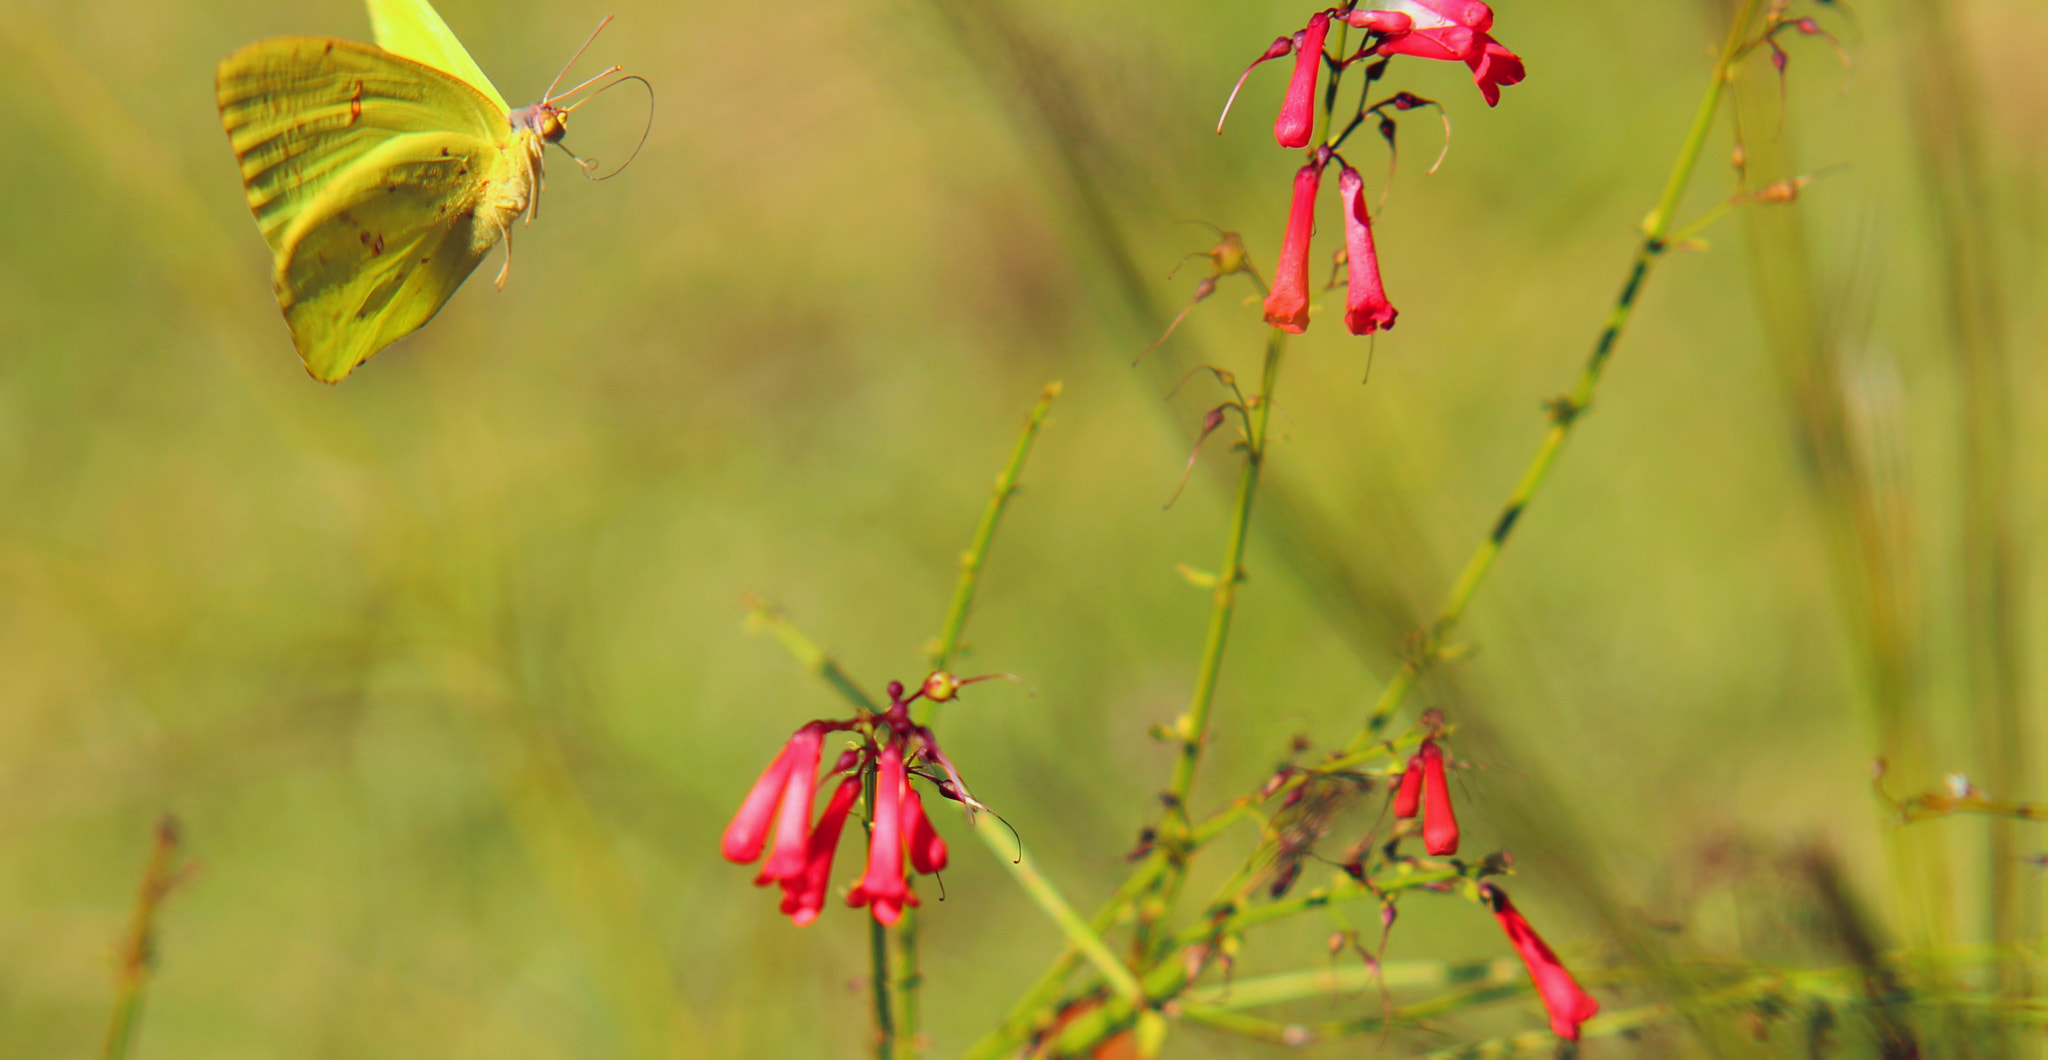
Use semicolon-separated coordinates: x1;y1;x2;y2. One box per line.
1352;0;1769;744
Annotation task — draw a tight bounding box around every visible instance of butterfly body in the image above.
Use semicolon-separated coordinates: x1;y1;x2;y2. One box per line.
216;1;578;383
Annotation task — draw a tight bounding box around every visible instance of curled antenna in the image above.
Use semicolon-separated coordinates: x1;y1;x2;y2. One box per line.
561;74;654;181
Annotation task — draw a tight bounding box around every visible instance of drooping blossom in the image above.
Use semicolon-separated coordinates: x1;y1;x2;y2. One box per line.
1347;0;1525;106
1262;160;1325;332
1392;754;1424;819
1337;166;1398;335
723;723;824;864
1417;739;1458;855
776;775;861;925
758;724;827;879
848;740;915;925
1481;883;1601;1041
903;786;949;876
1273;12;1332;148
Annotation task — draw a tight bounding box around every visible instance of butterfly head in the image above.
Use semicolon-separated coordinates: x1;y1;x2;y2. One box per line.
514;103;571;144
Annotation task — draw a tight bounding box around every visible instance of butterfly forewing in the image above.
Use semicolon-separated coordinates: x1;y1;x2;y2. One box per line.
366;0;511;114
217;37;503;249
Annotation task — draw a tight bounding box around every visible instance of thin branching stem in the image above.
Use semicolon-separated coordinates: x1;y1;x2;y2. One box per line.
887;384;1062;1055
926;382;1064;684
1165;329;1287;811
1349;0;1768;745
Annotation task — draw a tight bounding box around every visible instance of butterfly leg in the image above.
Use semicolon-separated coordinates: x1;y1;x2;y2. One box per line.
495;230;513;290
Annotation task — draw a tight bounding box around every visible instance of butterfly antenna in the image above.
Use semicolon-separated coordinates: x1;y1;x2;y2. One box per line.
559;75;654;181
551;64;623;107
543;14;616;104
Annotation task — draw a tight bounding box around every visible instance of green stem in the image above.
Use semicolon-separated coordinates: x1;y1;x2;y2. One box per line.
974;816;1148;1008
869;914;896;1059
1351;0;1765;744
926;382;1063;681
1049;866;1465;1055
746;601;883;714
1166;329;1287;808
894;384;1061;1055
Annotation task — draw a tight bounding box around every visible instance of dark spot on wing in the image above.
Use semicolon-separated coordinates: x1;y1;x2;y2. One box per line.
348;81;364;124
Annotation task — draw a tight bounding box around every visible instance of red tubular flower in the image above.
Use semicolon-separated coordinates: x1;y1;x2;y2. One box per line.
1273;12;1331;148
779;775;861;926
1392;754;1424;818
903;787;949;875
1418;739;1458;855
1337;166;1397;335
1262;161;1324;332
723;730;804;863
757;723;826;880
1352;0;1525;106
1482;883;1600;1041
848;740;913;924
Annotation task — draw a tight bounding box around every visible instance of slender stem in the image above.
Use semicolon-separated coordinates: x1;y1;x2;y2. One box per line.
886;384;1062;1056
102;816;185;1060
1351;0;1766;744
926;382;1063;681
1166;329;1287;809
746;600;883;714
869;914;896;1059
973;816;1148;1008
1048;865;1466;1055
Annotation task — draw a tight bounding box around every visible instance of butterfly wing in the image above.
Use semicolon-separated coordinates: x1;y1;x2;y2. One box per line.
366;0;511;114
218;37;513;381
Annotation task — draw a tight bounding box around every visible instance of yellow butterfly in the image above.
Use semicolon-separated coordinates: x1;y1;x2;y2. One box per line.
217;0;622;382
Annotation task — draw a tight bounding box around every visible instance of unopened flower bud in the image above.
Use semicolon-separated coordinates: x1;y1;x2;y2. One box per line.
922;670;963;702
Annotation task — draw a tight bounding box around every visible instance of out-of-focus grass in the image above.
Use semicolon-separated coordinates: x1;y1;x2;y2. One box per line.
0;0;2041;1056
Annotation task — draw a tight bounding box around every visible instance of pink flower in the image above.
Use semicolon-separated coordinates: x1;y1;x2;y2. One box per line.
777;775;861;926
848;740;915;924
1392;753;1424;819
1482;884;1601;1041
756;724;826;880
723;724;823;864
1417;739;1458;855
1337;166;1397;335
903;786;949;875
1262;161;1324;332
1348;0;1525;107
1274;13;1332;149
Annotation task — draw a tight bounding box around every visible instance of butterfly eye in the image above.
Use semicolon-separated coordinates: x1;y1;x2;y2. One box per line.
542;110;569;143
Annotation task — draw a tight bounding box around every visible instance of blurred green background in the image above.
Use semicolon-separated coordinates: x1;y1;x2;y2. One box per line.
0;0;2042;1055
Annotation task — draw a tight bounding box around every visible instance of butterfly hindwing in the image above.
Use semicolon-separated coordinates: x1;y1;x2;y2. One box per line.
271;131;506;382
366;0;511;113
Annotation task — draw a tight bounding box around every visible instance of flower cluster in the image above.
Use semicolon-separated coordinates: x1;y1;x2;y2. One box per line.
1219;1;1524;337
1385;735;1599;1040
722;674;979;926
1391;735;1460;855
